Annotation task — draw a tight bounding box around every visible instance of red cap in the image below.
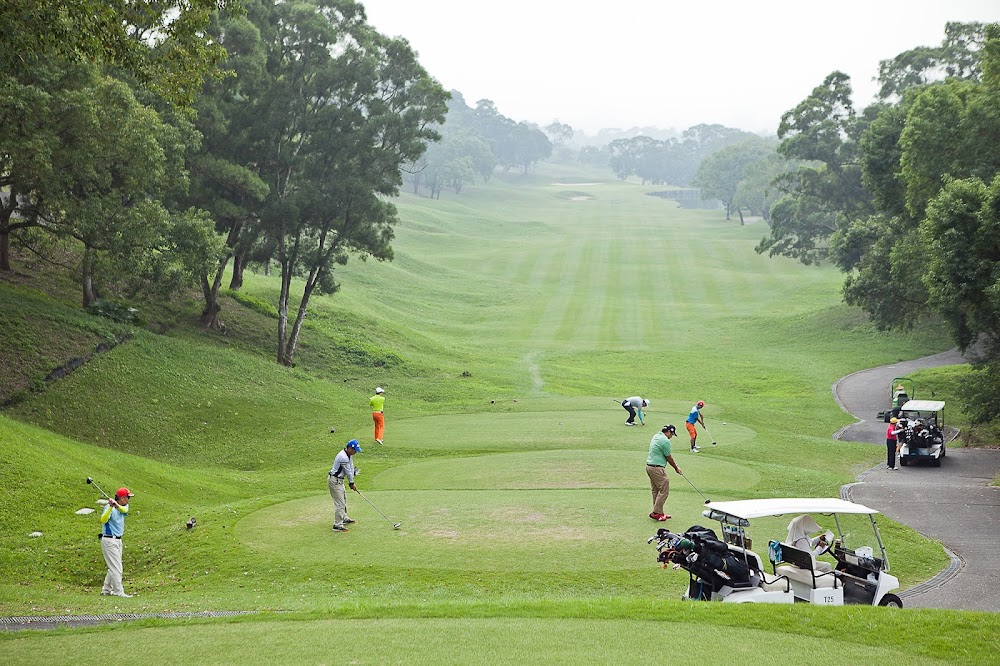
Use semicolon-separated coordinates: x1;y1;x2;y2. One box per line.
116;487;134;499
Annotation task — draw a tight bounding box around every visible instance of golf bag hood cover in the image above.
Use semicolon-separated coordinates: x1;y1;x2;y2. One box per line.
786;515;822;543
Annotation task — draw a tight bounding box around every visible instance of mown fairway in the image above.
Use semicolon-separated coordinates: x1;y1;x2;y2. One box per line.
4;163;998;662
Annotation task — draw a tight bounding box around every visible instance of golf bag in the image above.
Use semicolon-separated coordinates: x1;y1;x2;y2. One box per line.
656;525;752;599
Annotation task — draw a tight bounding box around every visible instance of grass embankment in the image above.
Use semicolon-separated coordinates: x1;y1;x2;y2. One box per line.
3;162;997;662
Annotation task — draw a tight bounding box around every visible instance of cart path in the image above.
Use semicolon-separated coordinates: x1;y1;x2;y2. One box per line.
833;349;1000;611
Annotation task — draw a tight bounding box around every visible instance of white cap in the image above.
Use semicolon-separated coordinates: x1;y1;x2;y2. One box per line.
375;387;384;394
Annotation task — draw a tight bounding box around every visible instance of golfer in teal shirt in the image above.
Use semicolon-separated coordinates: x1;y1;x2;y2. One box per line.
646;425;683;521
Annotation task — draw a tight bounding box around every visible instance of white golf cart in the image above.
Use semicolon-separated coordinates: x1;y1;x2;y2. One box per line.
896;399;946;467
648;497;902;607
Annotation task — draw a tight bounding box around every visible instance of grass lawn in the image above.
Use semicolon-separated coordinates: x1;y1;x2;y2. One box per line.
3;162;997;662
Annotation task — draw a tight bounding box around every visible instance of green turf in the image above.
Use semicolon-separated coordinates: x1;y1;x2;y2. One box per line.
3;161;992;661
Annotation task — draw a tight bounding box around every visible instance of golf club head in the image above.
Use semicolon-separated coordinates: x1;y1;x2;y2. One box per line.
393;523;401;529
86;477;93;484
704;499;711;504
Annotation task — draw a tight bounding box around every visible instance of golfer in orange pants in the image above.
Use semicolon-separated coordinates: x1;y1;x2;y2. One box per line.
370;387;385;444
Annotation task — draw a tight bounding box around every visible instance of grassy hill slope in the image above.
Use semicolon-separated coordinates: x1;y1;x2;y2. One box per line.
3;162;996;663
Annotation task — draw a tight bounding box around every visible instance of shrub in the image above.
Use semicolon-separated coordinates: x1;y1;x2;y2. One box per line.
87;300;145;326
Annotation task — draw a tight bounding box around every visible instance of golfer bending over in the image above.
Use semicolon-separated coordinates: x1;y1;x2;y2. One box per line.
621;396;649;426
646;424;683;521
329;439;362;532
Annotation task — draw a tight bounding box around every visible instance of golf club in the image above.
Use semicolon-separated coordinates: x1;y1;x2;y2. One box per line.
702;424;718;446
354;488;401;529
85;476;111;501
680;472;711;504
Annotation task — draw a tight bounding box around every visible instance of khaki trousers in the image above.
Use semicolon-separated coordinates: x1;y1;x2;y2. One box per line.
646;465;670;514
100;537;125;595
328;475;349;527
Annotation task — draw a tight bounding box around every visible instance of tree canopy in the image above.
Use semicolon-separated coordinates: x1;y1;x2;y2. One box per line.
758;22;1000;424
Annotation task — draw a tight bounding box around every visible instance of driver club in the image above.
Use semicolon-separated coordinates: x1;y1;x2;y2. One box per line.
85;476;112;501
354;488;401;529
680;472;711;504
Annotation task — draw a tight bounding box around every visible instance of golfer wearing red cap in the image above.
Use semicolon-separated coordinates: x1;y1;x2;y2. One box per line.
685;401;706;453
99;487;134;597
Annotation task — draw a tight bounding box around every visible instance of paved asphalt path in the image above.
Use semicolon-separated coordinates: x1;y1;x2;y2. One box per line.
833;349;1000;611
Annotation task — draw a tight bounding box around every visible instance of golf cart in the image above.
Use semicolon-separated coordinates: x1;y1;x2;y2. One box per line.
896;399;946;467
878;377;914;422
647;497;902;607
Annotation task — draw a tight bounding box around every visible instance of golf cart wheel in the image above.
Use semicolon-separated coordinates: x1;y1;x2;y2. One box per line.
878;593;903;608
900;457;909;467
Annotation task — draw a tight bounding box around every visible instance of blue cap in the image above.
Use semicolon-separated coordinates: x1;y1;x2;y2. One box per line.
347;439;362;452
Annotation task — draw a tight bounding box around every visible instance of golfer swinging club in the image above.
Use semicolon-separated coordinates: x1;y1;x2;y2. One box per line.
329;439;362;532
686;400;706;453
99;487;135;597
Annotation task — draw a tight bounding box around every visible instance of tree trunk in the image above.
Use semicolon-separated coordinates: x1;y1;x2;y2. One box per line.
0;206;13;271
201;247;234;328
282;277;317;368
737;208;745;226
277;239;293;365
229;250;247;290
263;259;270;276
0;229;9;272
82;246;97;307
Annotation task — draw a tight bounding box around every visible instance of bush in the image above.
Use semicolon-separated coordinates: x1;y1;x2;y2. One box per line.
958;361;1000;424
87;300;145;326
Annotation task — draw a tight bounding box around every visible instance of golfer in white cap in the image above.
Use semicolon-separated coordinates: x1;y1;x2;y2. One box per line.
370;387;385;444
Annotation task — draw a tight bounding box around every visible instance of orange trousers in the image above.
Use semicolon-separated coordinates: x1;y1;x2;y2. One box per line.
372;411;384;442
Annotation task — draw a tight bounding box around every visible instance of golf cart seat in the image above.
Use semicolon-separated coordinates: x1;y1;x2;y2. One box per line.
727;545;791;593
769;541;838;590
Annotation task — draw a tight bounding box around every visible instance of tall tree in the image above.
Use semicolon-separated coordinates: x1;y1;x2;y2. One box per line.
876;22;988;100
2;0;241;108
692;139;774;220
242;0;448;366
756;72;875;264
180;11;271;327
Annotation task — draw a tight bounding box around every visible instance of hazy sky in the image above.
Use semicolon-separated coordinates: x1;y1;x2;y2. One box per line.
359;0;1000;136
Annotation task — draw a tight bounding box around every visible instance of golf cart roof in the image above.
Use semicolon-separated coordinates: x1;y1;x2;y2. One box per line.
900;400;945;412
703;498;879;522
